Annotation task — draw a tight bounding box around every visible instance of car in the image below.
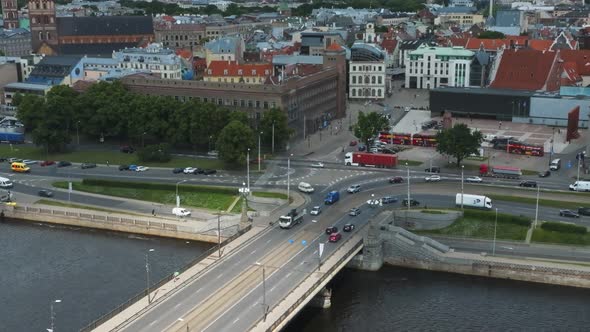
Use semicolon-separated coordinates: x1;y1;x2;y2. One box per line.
328;232;342;243
369;147;380;153
40;160;55;167
203;169;217;175
120;145;135;153
349;207;361;216
183;167;197;174
194;168;205;174
22;159;37;165
172;207;191;217
128;165;138;171
519;180;537;188
135;166;149;172
425;175;441;182
7;158;21;163
207;150;219;157
358;145;366;151
349;140;358;146
402;199;420;207
172;168;184;174
310;206;322;215
0;158;7;162
389;176;403;183
325;226;338;235
424;166;440;173
343;224;355;232
578;207;590;216
38;189;54;197
559;209;580;218
381;196;398;204
119;164;130;171
81;163;97;169
347;184;361;193
57;161;72;168
367;198;380;207
311;162;325;168
465;176;483;183
538;170;551;177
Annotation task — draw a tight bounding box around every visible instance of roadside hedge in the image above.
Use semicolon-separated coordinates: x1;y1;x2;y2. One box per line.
540;222;587;234
463;209;531;227
81;179;237;195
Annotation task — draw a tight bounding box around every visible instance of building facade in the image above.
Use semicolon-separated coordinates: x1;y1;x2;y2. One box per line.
435;13;484;27
155;23;206;49
204;61;272;84
348;42;387;99
113;43;183;80
1;0;19;29
0;28;32;56
405;45;474;89
29;0;59;53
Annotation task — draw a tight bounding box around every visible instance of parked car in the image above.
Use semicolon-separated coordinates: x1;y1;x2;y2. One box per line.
381;196;398;204
465;176;483;183
424;166;440;173
120;145;135;153
207;150;219;157
310;206;322;216
389;176;403;184
402;199;420;207
349;140;358;146
38;189;54;197
358;145;366;151
328;232;342;243
538;170;551;178
194;168;205;174
347;184;361;193
40;160;55;167
57;161;72;168
183;167;197;174
311;162;325;168
519;180;537;188
349;207;361;216
172;168;184;174
559;209;580;218
425;175;441;182
81;163;97;169
203;169;217;175
135;166;149;172
119;164;130;171
578;207;590;216
22;159;37;165
128;165;138;171
172;207;191;217
343;224;355;232
0;158;7;162
325;226;338;235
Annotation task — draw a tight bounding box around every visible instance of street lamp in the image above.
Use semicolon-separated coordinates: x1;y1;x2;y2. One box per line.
577;155;582;184
461;165;464;210
258;131;263;172
208;135;213;152
48;299;62;332
271;121;275;155
247;148;250;193
255;262;268;322
142;131;147;148
287;153;293;202
406;162;410;211
175;180;187;207
493;208;498;256
76;121;80;146
146;248;155;304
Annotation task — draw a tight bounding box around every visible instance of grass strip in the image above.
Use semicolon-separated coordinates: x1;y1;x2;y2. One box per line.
251;191;288;200
399;159;422;166
35;199;141;215
487;194;585;210
532;228;590;246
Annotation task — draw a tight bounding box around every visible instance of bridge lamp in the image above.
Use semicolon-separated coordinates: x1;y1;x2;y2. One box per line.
254;262;268;321
48;299;62;332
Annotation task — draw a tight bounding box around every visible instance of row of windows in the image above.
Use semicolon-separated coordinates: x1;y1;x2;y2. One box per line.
31;15;54;24
351;65;384;72
121;62;178;71
210;77;264;83
163;34;203;41
174;96;277;109
350;88;383;97
351;75;384;85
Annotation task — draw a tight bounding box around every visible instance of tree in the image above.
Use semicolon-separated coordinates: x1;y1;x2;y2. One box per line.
259;108;292;152
353;111;389;146
435;123;483;167
478;30;505;39
216;120;255;167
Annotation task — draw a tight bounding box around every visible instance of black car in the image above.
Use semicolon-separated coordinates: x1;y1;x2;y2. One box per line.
578;207;590;216
118;164;130;171
38;190;54;197
194;168;205;174
81;163;96;169
343;224;355;232
120;145;135;153
203;169;217;175
538;170;551;177
325;226;338;235
381;196;398;204
559;209;580;218
172;168;184;174
424;166;440;173
57;161;72;168
402;199;420;207
519;181;537;188
389;176;403;183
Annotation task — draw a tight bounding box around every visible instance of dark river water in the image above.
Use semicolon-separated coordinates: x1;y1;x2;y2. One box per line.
3;220;590;332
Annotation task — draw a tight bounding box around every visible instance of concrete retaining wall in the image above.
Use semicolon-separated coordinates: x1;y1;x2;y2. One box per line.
392;210;462;230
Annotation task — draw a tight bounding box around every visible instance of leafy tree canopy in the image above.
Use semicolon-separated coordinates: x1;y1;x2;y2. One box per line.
478;30;505;39
353;111;389;146
259;108;292;152
216;120;255;167
435;123;483;166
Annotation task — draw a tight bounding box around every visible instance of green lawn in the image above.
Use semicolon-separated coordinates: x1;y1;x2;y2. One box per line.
35;199;141;215
487;194;585;210
251;191;288;200
521;169;539;176
399;159;422;166
0;145;224;169
532;229;590;246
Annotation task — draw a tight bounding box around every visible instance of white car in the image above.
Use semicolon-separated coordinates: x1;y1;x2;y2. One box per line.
311;162;325;168
425;175;441;182
367;199;380;207
465;176;483;183
135;166;149;172
184;167;197;174
310;206;322;215
22;159;38;165
172;207;191;217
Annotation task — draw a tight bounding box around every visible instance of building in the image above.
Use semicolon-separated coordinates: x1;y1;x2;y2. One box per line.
299;31;346;56
204;61;273;84
81;57;119;81
348;42;387;100
376;13;410;26
3;82;51;106
114;43;184;80
0;28;32;56
405;45;474;89
489;10;527;35
26;55;83;86
1;0;19;29
204;36;244;66
489;49;562;92
155;23;206;49
435;12;484;27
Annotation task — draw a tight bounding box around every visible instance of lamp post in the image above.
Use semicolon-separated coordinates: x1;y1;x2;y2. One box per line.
146;248;155;304
208;135;213;153
577;156;582;183
247;148;250;193
258;131;263;172
217;210;222;258
142;131;147;148
255;262;268;322
493;208;498;256
175;180;187;207
461;165;464;210
48;299;62;332
287;153;293;202
271;121;275;155
76;121;80;146
534;184;540;228
406;162;410;211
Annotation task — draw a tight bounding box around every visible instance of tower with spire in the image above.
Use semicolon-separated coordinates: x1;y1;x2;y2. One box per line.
1;0;19;29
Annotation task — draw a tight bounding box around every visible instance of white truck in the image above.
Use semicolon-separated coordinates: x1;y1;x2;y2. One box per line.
298;182;314;193
455;194;493;209
569;181;590;192
278;209;304;229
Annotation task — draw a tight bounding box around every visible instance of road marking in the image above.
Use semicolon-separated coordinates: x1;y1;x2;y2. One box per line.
232;317;240;324
313;250;318;254
149;320;158;326
174;303;181;309
270;285;277;292
286;272;292;278
252;249;257;254
216;273;224;279
266;239;272;244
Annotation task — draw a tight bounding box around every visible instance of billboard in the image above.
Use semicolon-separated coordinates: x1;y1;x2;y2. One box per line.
566;106;580;142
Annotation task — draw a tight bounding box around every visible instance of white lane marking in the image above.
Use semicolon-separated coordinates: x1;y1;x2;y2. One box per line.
266;239;272;244
313;250;318;254
174;303;181;309
149;320;158;326
232;317;240;324
270;285;277;292
252;249;258;254
286;272;292;278
216;273;224;279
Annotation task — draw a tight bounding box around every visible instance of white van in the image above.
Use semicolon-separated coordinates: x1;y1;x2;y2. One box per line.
172;207;191;217
0;177;13;188
549;159;561;171
569;181;590;192
298;182;314;193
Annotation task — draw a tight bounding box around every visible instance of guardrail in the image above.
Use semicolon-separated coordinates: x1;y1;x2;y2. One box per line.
262;238;364;332
78;224;252;332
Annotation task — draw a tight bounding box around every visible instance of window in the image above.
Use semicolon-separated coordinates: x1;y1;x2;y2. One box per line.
378;76;382;84
224;69;228;75
238;69;243;75
372;76;376;84
240;100;245;107
217;98;223;105
352;89;356;97
256;100;261;108
352;76;356;84
248;100;253;108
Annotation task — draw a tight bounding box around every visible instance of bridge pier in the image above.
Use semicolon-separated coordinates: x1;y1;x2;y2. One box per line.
347;212;389;271
309;287;332;309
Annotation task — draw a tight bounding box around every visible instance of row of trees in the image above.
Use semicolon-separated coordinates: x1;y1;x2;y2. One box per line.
15;81;291;166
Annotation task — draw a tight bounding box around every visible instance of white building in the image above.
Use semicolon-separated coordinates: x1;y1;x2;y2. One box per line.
113;43;183;80
405;45;474;89
348;42;387;99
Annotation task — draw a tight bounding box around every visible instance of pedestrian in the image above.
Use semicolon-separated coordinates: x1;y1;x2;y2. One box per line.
499;121;502;130
106;160;109;167
151;209;155;216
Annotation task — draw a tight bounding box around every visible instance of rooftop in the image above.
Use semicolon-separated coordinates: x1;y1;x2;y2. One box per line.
410;45;474;57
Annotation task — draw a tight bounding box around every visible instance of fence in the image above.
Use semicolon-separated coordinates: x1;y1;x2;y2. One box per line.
79;224;252;332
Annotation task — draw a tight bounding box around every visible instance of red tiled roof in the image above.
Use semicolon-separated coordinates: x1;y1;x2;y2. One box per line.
559;50;590;76
490;49;561;91
205;61;272;77
326;42;343;51
465;38;511;50
528;40;552;51
448;37;469;47
175;49;192;59
561;61;582;86
380;39;397;54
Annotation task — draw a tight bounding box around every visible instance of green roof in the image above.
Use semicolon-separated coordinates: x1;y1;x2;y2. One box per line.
409;45;474;57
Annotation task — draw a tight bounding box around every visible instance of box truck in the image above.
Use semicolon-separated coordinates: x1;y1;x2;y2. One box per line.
344;152;397;168
455;194;493;209
278;209;304;229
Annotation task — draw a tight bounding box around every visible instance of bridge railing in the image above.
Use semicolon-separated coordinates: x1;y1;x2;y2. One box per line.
78;224;251;332
262;237;364;332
